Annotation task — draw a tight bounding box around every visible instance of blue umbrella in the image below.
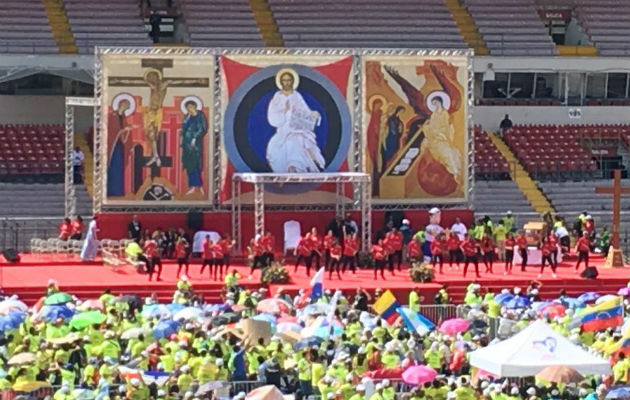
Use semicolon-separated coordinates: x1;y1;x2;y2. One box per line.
532;301;554;312
505;296;530;309
204;304;230;313
166;303;185;313
495;293;514;305
4;311;25;326
577;292;600;304
253;313;277;333
606;386;630;399
39;305;74;323
560;297;585;309
0;316;20;332
141;304;171;320
153;320;181;339
293;336;324;351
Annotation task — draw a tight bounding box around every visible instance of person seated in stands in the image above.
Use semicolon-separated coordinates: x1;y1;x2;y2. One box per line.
70;216;84;240
499;114;513;135
59;218;72;241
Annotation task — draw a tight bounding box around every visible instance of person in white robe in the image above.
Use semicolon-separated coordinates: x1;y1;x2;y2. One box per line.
266;68;326;173
80;217;99;261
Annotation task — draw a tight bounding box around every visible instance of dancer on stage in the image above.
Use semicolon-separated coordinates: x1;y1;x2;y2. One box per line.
144;235;162;281
323;230;335;270
211;239;224;280
261;231;275;267
371;239;387;280
59;218;72;240
328;239;342;279
407;237;422;262
481;233;495;274
175;237;190;278
248;237;266;278
461;233;480;278
80;216;98;261
200;235;213;277
294;235;313;276
516;230;528;271
307;228;322;271
547;232;559;267
219;235;235;270
447;231;461;270
575;231;591;271
70;216;84;240
539;236;557;278
341;231;359;274
387;228;403;271
430;233;445;273
503;232;515;275
382;232;396;275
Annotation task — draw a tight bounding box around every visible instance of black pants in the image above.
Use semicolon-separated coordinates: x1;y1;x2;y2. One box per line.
176;257;189;277
213;258;224;278
392;250;403;270
519;248;528;271
483;252;493;273
263;252;274;267
200;258;214;276
328;259;341;279
148;256;162;280
223;254;231;269
448;249;462;266
374;259;386;279
541;254;556;274
341;255;356;273
505;249;514;272
70;233;81;240
73;165;82;184
324;250;331;270
550;248;558;266
576;251;589;269
309;251;321;271
251;255;266;274
431;254;443;273
387;254;397;273
463;255;479;277
294;254;312;276
137;254;150;272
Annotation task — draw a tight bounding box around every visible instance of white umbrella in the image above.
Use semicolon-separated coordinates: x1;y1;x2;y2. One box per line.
173;307;203;321
121;327;151;340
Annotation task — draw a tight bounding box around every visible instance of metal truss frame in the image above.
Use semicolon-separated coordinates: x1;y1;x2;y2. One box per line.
231;172;371;253
64;96;96;217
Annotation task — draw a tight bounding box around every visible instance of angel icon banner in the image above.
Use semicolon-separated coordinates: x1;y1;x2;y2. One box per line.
362;55;470;204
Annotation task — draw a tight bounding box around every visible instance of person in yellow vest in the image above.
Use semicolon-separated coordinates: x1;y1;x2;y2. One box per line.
424;342;443;370
177;365;194;392
454;377;476;400
53;383;73;400
494;221;508;261
613;352;630;383
297;349;313;397
381;343;399;369
349;384;367;400
128;377;150;400
382;379;395;400
409;288;421;313
224;269;241;288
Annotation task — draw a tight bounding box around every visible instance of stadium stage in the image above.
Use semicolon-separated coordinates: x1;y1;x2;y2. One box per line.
0;253;626;306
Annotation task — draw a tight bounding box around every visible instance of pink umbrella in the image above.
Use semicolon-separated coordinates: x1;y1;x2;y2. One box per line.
256;298;292;315
277;315;297;324
618;287;630;296
78;299;104;311
402;365;437;386
538;303;566;318
439;318;469;335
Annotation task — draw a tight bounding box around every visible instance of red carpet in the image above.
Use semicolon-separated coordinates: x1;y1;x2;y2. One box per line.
1;253;628;305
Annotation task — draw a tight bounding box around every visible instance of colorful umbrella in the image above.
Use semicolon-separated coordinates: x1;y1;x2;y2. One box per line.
38;305;74;323
173;307;203;321
560;297;584;309
204;303;230;313
44;292;73;305
618;288;630;296
166;303;185;313
277;315;298;324
439;318;469;335
494;293;514;305
539;304;566;319
536;365;584;383
153;320;181;339
256;298;292;315
505;296;530;309
293;336;324;351
402;365;438;386
596;295;619;304
277;322;303;334
78;299;104;311
363;367;404;379
606;386;630;399
8;352;35;366
0;299;27;315
121;327;151;340
577;292;600;304
69;310;107;330
141;304;172;320
246;385;284;400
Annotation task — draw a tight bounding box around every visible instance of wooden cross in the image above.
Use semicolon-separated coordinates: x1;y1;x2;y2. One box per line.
595;169;629;267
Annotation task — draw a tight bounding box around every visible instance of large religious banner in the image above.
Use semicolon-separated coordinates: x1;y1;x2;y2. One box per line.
219;54;354;204
101;54;213;205
363;55;469;204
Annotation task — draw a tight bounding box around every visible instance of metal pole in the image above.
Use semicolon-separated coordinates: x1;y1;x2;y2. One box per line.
335;182;343;218
361;179;372;252
64;102;76;217
254;181;265;239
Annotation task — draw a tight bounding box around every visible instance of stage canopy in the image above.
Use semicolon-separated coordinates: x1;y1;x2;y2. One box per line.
469;320;610;377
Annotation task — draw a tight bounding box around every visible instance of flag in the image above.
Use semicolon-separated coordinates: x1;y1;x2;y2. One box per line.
372;290;400;324
310;267;324;301
327;290;342;324
571;296;623;332
397;306;435;335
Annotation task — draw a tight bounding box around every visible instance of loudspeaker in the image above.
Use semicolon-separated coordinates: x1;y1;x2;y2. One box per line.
2;248;19;263
580;266;598;279
187;211;203;231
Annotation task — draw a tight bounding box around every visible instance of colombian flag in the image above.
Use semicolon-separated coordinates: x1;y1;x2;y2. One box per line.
573;296;623;332
372;290;400;324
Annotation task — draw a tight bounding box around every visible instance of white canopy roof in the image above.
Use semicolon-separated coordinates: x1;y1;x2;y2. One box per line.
469;320;611;377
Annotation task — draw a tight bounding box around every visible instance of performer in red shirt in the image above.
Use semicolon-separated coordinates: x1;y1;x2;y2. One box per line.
144;237;162;281
261;231;275;267
211;241;224;280
175;236;190;278
575;231;591;271
584;216;595;239
516;231;528;272
307;227;322;271
539;237;557;278
388;228;404;271
294;235;313;276
430;233;445;273
371;239;387;280
342;232;359;274
70;216;84;240
407;238;422;261
200;235;214;277
383;232;396;276
219;235;235;270
323;230;335;271
503;233;516;275
248;237;266;277
480;234;495;274
59;218;72;241
460;234;480;278
547;233;559;267
328;239;343;279
447;232;461;269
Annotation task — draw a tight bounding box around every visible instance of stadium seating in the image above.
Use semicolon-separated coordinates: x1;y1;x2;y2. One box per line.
0;1;58;54
0;124;64;180
473;180;536;215
64;0;151;53
180;0;265;47
462;0;557;55
474;126;510;179
268;0;467;48
573;0;630;56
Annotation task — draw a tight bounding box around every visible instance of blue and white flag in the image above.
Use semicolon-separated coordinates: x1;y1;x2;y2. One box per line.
310;267;325;301
397;306;435;335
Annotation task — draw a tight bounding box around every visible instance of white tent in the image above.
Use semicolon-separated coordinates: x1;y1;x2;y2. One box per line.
469;320;611;377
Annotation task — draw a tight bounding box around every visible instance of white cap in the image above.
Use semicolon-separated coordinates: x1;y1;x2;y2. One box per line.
402;219;410;225
130;378;140;387
383;379;390;386
375;383;383;391
551;389;559;396
356;384;366;392
507;210;512;215
181;275;188;282
526;387;536;396
513;287;521;294
447;392;457;399
346;373;354;382
429;207;440;215
531;289;539;295
215;359;224;366
326;394;335;400
510;387;519;395
234;393;246;400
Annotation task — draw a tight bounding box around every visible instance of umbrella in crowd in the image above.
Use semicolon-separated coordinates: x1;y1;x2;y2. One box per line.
577;292;600;304
505;296;531;310
77;299;104;311
121;327;151;340
69;310;107;330
494;292;514;305
153;319;181;339
539;303;566;318
402;365;438;386
8;352;35;366
256;298;292;315
618;287;630;296
245;385;284;400
173;307;203;321
37;304;74;323
0;299;27;315
536;365;583;383
141;304;172;320
439;318;469;335
607;386;630;400
560;297;584;309
43;292;73;305
294;336;324;350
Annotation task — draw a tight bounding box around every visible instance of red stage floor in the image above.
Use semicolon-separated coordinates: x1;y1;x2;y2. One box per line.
0;254;627;305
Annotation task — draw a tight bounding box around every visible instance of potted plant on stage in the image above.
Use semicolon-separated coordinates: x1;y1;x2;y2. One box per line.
261;261;289;284
410;262;434;283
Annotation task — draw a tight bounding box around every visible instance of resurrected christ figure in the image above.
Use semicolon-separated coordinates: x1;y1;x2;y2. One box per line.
266;68;326;173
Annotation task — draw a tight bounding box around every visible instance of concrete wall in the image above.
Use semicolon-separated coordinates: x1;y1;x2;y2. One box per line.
0;95;92;132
